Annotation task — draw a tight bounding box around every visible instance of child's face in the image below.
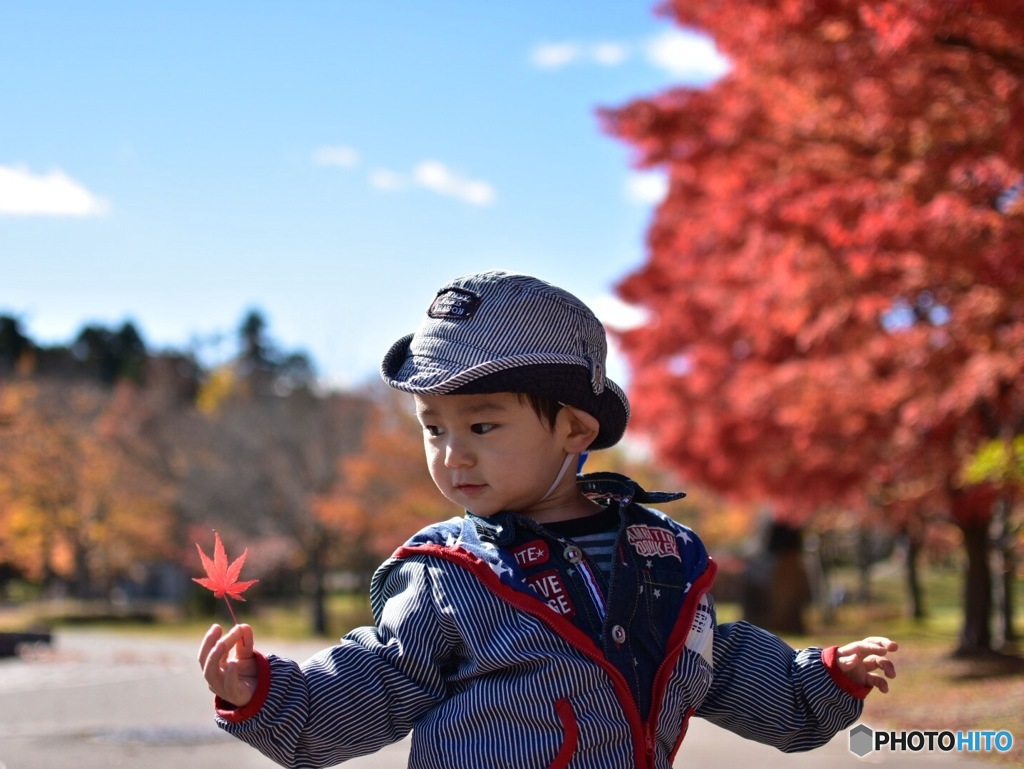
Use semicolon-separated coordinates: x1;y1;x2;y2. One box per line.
413;391;572;521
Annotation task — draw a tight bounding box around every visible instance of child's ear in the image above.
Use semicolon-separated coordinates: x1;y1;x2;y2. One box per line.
559;406;600;453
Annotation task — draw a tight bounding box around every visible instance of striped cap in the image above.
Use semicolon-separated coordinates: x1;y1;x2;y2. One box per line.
381;270;629;449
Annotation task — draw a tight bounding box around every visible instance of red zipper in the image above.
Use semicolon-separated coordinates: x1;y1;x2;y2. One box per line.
645;560;719;755
396;544;718;768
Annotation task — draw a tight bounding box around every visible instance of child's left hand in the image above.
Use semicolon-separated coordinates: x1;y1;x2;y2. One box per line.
835;636;899;693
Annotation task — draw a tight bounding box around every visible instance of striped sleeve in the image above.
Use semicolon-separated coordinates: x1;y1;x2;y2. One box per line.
216;558;455;768
695;617;864;752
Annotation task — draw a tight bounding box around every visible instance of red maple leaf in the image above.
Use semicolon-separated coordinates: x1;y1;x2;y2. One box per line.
193;532;259;623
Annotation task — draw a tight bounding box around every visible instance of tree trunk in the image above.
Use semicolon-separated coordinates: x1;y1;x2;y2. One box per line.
903;530;927;621
770;549;810;634
855;528;871;603
1001;557;1018;646
308;532;329;637
72;538;92;599
956;521;993;656
41;530;58;593
993;496;1018;647
742;522;809;635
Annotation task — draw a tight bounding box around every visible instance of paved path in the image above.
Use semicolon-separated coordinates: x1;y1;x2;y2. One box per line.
0;630;1001;768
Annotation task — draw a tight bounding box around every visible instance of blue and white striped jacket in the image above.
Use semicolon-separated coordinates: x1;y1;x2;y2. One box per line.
216;474;865;768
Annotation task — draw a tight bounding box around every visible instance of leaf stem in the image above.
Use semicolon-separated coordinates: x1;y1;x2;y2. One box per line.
224;597;239;625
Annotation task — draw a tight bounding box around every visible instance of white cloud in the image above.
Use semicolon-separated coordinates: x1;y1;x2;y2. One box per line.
413;161;495;206
316;145;495;206
529;29;729;85
590;293;649;331
587;293;650;389
312;145;360;168
529;41;631;69
0;165;110;217
626;171;668;205
369;168;408;191
644;29;730;83
591;42;629;66
530;42;583;69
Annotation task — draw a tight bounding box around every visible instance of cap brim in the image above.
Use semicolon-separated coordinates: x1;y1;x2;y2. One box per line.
382;336;628;450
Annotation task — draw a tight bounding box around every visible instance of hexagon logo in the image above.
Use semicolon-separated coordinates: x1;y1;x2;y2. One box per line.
849;724;874;757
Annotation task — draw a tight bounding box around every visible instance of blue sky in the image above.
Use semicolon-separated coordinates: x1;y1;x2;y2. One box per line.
1;2;727;388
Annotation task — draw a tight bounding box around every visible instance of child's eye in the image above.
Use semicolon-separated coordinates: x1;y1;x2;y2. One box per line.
423;424;444;437
471;423;497;435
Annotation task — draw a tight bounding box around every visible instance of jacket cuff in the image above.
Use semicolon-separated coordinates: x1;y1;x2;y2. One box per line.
822;645;873;700
214;651;272;723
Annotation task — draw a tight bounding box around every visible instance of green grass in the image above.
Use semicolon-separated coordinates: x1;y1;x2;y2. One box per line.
779;564;1023;769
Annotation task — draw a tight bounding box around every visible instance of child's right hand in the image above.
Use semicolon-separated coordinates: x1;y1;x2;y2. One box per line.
199;623;259;707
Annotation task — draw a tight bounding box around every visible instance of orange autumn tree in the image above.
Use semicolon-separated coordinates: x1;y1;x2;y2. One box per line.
603;1;1024;654
0;380;175;594
188;365;370;635
315;390;455;585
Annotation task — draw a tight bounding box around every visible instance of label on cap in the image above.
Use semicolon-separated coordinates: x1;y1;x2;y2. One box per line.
429;288;481;320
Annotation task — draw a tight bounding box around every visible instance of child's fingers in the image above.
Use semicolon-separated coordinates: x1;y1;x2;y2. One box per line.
877;656;897;679
838;650;898;675
203;625;243;686
838;637;898;663
859;653;897;679
199;624;258;705
235;623;254;657
865;672;891;694
219;623;246;650
222;656;241;697
198;623;223;669
863;636;899;653
849;636;897;653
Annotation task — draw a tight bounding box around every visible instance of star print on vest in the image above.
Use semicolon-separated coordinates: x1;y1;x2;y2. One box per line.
626;524;681;561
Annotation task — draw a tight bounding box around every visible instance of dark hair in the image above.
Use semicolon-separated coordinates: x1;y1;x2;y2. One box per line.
447;364;620;449
516;392;563;431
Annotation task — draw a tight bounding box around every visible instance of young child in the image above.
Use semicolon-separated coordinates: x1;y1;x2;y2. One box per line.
199;270;897;769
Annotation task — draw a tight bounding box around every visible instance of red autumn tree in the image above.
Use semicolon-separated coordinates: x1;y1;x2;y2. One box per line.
602;1;1024;654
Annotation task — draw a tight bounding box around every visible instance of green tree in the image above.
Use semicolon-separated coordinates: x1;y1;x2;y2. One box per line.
234;309;316;396
72;322;148;384
0;315;32;375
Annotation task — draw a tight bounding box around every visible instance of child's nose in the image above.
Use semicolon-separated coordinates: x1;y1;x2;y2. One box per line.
444;439;473;468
